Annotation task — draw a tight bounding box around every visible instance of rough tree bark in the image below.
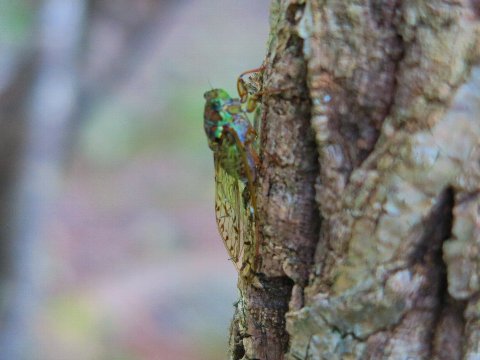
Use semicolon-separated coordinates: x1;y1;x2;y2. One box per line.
231;1;480;359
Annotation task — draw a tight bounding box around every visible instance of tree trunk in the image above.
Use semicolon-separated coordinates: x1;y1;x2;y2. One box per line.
231;1;480;359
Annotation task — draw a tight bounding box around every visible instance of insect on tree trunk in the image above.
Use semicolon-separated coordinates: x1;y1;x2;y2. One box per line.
231;1;480;359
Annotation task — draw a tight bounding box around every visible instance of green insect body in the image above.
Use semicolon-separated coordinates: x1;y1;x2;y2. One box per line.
204;88;259;280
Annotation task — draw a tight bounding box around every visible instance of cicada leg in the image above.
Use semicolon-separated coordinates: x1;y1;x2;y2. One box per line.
237;66;265;113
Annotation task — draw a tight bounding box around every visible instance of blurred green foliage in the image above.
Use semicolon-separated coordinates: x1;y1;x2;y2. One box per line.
0;0;33;44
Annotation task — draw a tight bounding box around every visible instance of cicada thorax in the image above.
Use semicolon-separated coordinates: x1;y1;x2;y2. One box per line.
214;136;254;184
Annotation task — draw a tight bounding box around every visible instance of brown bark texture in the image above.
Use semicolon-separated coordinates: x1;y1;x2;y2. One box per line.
231;1;480;359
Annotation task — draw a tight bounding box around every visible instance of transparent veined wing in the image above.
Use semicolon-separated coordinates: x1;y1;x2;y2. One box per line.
214;154;246;272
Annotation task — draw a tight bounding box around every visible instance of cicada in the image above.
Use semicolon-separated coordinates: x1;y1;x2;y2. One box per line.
204;86;261;280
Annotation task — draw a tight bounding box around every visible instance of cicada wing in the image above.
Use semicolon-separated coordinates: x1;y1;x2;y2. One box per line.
214;155;245;273
227;123;260;278
237;177;257;277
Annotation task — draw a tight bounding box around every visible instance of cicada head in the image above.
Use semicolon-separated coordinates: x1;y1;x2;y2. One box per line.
203;89;229;149
203;88;243;150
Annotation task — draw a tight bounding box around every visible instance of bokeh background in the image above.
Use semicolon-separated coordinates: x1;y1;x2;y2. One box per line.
0;1;269;359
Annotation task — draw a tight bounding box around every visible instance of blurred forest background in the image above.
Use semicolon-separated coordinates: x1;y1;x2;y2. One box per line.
0;0;269;359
